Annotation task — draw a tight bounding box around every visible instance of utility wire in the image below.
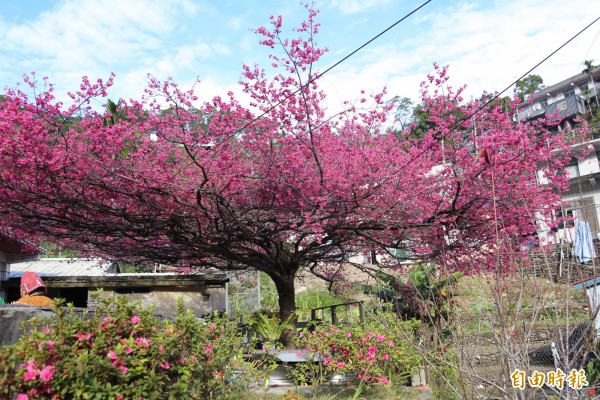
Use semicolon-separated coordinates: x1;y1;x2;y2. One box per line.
397;15;600;173
581;27;600;63
223;0;432;140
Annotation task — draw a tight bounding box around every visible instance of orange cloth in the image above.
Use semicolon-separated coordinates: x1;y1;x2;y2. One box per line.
14;295;56;307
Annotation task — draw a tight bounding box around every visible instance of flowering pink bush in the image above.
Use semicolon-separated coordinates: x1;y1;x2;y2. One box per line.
292;316;421;389
0;295;256;399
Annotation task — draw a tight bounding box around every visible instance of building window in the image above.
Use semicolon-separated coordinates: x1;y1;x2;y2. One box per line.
115;287;152;294
566;158;580;178
555;208;575;230
557;198;600;237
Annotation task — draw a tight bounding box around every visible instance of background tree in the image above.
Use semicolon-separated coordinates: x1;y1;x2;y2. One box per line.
583;59;600;108
409;103;435;139
514;74;544;102
0;6;581;339
386;95;415;133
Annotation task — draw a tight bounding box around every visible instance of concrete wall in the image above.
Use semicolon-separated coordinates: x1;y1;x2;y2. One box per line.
0;285;228;347
0;250;39;302
0;304;58;346
94;286;226;317
0;254;8;302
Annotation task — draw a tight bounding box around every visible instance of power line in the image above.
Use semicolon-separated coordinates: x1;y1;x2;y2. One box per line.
221;0;432;141
582;27;600;63
396;14;600;173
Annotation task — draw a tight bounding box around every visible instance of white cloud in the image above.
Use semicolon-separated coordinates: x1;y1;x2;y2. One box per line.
0;0;242;107
0;0;198;89
228;15;247;31
1;0;599;120
154;41;232;76
320;0;600;110
330;0;394;15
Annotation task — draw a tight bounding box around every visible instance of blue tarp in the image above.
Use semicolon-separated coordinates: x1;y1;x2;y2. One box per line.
574;220;596;264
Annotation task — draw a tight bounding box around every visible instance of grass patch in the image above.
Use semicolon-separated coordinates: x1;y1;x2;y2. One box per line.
245;384;427;399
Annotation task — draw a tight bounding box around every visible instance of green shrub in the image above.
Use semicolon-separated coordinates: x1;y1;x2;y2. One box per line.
249;312;294;344
295;289;344;321
291;317;422;394
0;295;257;399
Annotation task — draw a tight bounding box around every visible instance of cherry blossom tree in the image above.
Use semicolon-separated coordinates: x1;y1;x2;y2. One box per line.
0;5;581;329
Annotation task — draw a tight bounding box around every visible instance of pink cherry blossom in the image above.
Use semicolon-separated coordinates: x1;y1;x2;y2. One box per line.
0;4;583;328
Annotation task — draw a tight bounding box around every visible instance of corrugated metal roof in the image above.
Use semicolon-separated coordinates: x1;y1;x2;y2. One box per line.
572;275;600;290
8;258;118;278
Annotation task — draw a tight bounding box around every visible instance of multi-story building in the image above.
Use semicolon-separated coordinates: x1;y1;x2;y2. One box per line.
518;68;600;243
517;68;600;128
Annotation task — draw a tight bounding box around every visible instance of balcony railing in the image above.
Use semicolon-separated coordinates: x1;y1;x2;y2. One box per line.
519;96;587;122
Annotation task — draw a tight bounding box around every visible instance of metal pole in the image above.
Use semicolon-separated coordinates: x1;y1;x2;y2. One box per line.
257;269;261;311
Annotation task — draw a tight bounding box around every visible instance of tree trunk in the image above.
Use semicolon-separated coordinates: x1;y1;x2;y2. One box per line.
272;273;297;347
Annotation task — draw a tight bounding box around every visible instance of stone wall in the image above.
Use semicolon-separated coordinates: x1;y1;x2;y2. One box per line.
528;242;600;284
0;304;60;346
457;324;589;367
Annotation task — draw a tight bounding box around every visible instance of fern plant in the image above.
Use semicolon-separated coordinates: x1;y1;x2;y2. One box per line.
249;312;294;344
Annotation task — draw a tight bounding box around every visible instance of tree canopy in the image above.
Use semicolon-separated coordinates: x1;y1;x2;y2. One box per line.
0;6;581;326
515;74;544;101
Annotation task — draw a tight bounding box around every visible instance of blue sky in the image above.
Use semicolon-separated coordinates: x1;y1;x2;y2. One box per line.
1;0;599;115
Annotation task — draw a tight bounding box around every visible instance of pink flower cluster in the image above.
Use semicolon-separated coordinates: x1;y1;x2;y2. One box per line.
134;337;150;347
75;332;92;341
20;359;56;383
37;340;55;353
107;352;129;375
295;325;407;387
99;317;111;330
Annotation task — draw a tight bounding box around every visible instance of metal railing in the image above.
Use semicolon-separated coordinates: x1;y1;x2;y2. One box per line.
310;301;365;326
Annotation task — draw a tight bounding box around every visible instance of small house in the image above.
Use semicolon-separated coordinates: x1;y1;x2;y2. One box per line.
2;260;228;317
